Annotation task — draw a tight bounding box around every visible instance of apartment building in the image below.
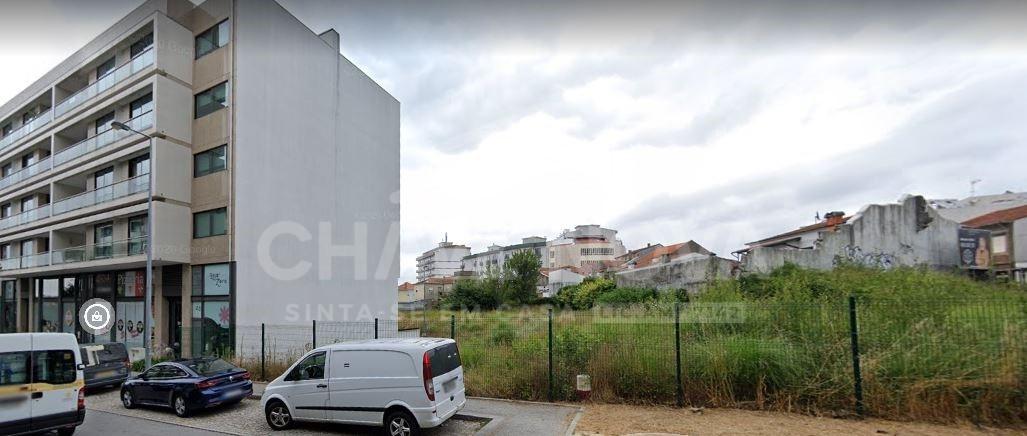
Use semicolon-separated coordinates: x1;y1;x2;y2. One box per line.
0;0;399;358
461;237;547;276
546;224;627;271
415;240;470;281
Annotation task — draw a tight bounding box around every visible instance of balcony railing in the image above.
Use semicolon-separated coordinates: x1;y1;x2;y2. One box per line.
52;236;147;265
0;252;52;271
53;47;155;118
51;174;148;216
0;204;51;231
0;156;51;191
53;110;153;167
0;109;53;152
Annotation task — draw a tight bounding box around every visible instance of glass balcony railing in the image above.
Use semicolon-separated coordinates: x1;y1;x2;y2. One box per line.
53;47;155;118
0;156;51;191
0;204;51;231
53;110;152;167
0;109;53;152
52;236;148;265
50;174;149;216
0;252;52;271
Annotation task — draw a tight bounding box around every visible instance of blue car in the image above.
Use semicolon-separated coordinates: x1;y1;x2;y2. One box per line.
121;357;252;417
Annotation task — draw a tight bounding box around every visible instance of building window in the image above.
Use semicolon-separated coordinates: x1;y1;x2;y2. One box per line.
94;222;113;259
0;203;11;219
194;208;227;238
129;154;150;178
129;216;147;255
96;57;115;79
191;263;232;356
195;20;230;59
130;93;153;118
20;153;35;168
194;82;229;119
194;145;227;177
22;111;35;124
1;164;11;178
1;124;11;137
95;111;115;134
992;234;1007;254
130;32;153;58
20;196;35;211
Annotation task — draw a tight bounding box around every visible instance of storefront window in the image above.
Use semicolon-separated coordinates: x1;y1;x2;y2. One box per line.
41;301;59;332
191;263;232;357
1;282;16;333
117;270;145;297
116;301;145;349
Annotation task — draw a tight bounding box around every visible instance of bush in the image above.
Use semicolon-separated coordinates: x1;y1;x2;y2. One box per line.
442;278;501;310
594;287;658;305
490;321;516;345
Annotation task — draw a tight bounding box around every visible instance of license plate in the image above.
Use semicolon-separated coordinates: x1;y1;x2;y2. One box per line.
443;379;456;393
98;370;117;378
224;388;244;398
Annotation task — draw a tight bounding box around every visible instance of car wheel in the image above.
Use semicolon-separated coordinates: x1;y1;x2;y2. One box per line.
265;401;295;430
173;395;190;417
121;388;136;409
384;410;420;436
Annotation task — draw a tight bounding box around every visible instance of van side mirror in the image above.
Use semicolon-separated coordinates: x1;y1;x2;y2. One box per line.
77;363;85;370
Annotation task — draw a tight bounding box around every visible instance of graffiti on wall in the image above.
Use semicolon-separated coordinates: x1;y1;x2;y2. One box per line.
835;245;896;269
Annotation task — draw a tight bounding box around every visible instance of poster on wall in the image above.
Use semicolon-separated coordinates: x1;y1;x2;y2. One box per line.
116;301;145;349
958;228;991;269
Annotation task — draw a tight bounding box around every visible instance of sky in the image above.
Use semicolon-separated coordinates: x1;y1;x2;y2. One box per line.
2;1;1026;284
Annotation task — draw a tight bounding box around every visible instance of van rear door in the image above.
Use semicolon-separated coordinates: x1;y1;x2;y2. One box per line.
427;342;464;419
0;335;33;435
29;341;82;432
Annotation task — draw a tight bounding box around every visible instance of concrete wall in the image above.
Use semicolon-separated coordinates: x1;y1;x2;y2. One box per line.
615;255;736;293
233;0;399;326
743;195;962;274
1014;218;1027;266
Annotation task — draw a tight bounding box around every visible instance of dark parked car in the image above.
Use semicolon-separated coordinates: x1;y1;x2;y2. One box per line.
121;357;252;417
80;342;131;390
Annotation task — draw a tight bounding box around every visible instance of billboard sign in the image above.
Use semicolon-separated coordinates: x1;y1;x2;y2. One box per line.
958;228;991;269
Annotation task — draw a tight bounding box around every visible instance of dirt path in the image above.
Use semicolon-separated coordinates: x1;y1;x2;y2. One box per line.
573;404;1024;435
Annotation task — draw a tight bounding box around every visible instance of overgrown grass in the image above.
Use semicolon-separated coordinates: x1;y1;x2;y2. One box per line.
414;265;1026;425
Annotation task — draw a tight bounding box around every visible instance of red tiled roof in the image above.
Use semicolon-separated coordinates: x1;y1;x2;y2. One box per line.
633;241;711;268
746;216;850;248
962;204;1027;228
398;282;415;291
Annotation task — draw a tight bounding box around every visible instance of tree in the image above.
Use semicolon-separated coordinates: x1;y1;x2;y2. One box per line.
503;250;542;305
441;278;501;310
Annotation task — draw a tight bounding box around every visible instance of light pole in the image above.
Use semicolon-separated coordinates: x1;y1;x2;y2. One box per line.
111;120;154;369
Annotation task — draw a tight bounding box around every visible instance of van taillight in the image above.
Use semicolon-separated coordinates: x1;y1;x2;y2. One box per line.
422;351;435;402
77;389;85;410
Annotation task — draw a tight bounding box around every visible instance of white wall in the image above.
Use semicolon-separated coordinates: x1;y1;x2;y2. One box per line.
233;0;399;326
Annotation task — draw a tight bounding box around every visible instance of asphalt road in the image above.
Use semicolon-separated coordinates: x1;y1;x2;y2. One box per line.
75;409;224;435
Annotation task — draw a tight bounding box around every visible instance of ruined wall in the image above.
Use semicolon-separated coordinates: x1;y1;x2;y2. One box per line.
744;195;961;274
615;255;737;293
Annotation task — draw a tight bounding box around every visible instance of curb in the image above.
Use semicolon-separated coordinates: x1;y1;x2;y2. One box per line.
565;407;584;436
88;408;241;435
467;395;583;410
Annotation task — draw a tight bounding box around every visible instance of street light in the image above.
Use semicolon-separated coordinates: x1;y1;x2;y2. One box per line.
111;120;154;369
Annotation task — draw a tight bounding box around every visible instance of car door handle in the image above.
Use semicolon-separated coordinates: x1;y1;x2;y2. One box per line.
31;392;42;399
316;384;328;388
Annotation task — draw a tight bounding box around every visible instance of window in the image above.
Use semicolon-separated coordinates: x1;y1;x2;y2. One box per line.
130;32;153;58
21;153;35;169
95;111;115;134
191;263;232;356
192;263;230;296
0;203;10;218
992;234;1008;254
1;164;11;178
20;240;33;257
0;244;9;259
32;350;77;385
1;124;11;137
194;208;227;238
129;216;147;255
185;358;235;376
195;20;230;59
96;57;115;78
130;93;153;118
94;167;113;189
0;352;29;386
94;222;113;259
20;196;35;211
194;82;229;119
22;111;35;124
194;145;227;177
287;352;326;381
129;154;150;178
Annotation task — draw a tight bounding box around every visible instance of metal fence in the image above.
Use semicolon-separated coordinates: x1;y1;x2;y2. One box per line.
233;296;1026;424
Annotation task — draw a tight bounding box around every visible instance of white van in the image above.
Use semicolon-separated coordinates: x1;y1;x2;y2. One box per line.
261;338;465;435
0;333;86;436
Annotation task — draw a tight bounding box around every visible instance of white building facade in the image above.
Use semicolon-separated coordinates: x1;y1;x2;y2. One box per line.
416;241;470;281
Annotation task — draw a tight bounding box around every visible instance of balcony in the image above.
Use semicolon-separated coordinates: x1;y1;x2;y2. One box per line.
0;110;53;152
0;252;52;271
53;47;154;119
53;110;153;167
52;236;147;265
0;205;51;231
51;174;149;216
0;155;51;191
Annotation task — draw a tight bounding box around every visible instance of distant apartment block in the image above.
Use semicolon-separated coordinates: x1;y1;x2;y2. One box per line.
0;0;399;358
461;237;546;276
547;224;626;271
415;240;470;281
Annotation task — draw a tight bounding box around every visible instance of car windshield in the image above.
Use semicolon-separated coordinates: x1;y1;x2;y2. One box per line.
185;358;236;376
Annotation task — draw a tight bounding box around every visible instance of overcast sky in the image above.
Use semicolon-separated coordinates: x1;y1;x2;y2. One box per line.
2;1;1026;284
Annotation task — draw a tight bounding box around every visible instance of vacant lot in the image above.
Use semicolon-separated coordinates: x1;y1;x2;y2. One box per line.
573;403;1026;436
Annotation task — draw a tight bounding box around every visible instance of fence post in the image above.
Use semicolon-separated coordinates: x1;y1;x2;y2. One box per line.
374;318;379;339
548;308;554;403
450;314;455;339
260;323;266;381
312;319;317;349
848;296;865;416
674;302;683;408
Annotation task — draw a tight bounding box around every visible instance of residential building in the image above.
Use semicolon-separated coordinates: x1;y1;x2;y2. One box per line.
735;195;960;274
623;240;712;269
962;205;1027;283
414;276;456;306
614;240;735;293
415;239;470;281
461;237;546;276
397;282;423;310
0;0;400;358
538;266;584;297
546;224;627;271
930;191;1027;223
